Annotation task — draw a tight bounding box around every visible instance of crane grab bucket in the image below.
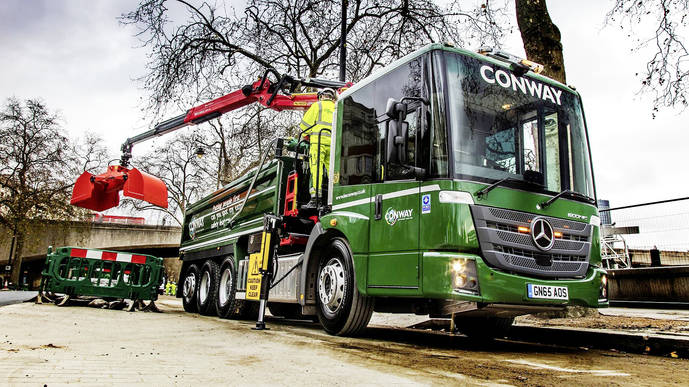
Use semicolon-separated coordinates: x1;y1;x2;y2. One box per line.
71;165;168;212
68;71;348;213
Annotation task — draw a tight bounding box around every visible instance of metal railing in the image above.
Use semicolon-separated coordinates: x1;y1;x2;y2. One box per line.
599;197;689;267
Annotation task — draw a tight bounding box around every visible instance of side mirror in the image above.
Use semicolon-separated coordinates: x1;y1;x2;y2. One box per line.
386;119;399;164
386;98;408;120
397;121;408;164
385;97;427;179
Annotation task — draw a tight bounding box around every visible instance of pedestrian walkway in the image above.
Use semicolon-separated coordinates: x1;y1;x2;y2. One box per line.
0;291;37;307
600;307;689;322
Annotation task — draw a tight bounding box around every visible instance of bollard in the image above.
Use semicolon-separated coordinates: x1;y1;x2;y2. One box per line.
650;246;662;267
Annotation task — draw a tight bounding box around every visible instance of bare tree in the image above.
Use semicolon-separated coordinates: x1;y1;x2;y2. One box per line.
117;1;511;210
122;0;510;117
607;0;689;112
72;132;113;175
0;98;85;285
200;106;299;187
125;131;215;225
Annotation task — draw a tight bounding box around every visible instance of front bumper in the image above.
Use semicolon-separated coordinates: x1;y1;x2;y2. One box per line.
422;252;608;309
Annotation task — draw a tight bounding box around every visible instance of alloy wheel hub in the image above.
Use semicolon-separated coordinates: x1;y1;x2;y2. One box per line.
318;258;345;316
219;268;233;305
183;273;196;298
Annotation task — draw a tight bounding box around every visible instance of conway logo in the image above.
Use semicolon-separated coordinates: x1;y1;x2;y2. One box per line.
188;215;203;239
480;65;563;106
385;207;414;226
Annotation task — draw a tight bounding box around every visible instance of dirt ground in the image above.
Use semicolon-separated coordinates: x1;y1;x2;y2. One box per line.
1;298;689;386
516;313;689;336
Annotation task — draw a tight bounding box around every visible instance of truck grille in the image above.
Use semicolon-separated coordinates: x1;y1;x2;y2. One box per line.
471;205;592;278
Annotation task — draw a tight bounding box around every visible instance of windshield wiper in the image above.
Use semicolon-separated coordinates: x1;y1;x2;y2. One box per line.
539;189;596;209
475;177;519;199
476;177;546;199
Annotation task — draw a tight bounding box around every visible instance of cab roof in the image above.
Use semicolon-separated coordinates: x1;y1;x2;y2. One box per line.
339;43;576;101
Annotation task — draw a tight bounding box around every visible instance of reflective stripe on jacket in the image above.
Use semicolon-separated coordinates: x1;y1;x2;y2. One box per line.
300;100;334;144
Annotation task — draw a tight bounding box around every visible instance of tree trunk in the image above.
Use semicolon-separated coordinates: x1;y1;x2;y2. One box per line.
9;232;25;287
515;0;566;84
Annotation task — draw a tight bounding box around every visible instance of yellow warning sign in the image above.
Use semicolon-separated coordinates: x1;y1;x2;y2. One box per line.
246;231;271;301
246;252;263;300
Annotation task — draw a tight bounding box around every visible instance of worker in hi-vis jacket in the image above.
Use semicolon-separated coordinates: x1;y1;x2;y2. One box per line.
300;88;337;206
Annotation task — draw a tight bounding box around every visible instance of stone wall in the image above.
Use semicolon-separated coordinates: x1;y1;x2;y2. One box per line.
0;220;182;265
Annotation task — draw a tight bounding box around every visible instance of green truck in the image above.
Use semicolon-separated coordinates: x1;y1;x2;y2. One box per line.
72;43;607;337
175;43;607;336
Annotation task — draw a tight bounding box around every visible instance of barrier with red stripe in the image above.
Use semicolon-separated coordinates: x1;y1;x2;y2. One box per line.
40;246;164;301
69;248;149;264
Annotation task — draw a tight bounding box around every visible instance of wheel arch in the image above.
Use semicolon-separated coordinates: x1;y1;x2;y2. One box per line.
299;223;367;307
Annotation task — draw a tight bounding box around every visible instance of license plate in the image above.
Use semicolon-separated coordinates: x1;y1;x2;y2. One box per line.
527;284;568;300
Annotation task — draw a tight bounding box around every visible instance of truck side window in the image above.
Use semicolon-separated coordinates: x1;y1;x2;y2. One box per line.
376;59;422;181
340;91;377;185
429;51;448;178
385;106;419;181
340;56;425;185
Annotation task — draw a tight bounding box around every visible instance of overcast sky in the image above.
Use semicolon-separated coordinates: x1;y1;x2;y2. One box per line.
1;0;687;212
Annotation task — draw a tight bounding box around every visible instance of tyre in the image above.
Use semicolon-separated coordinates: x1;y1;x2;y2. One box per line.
455;316;514;339
216;257;240;319
182;263;200;313
316;238;373;336
197;260;220;316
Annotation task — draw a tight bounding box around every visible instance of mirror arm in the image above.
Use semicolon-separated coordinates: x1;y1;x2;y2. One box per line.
401;96;430;106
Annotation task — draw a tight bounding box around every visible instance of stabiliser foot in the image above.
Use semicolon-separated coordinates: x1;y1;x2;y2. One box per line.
252;321;270;331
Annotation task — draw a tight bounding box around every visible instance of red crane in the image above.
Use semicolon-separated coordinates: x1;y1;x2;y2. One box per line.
71;70;350;212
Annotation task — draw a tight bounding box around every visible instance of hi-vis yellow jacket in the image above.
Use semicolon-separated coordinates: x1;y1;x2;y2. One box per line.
300;100;334;145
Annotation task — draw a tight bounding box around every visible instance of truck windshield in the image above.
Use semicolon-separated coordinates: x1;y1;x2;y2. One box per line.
444;52;595;200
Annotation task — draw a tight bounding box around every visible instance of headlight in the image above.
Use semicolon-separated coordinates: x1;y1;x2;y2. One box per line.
450;258;479;295
599;274;608;301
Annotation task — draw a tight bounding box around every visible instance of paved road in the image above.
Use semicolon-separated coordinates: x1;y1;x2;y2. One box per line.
0;291;36;307
1;299;688;385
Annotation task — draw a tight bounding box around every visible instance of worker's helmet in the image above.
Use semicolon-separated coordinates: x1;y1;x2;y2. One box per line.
318;88;337;101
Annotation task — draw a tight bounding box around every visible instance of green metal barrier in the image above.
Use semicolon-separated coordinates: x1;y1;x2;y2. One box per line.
41;246;164;305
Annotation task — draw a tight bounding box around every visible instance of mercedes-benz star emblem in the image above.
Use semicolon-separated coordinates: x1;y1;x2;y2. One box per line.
530;217;555;251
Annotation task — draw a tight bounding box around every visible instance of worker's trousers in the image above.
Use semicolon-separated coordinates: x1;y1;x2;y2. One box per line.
309;142;330;196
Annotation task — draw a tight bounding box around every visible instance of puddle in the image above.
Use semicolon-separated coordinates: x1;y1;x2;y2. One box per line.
505;359;630;376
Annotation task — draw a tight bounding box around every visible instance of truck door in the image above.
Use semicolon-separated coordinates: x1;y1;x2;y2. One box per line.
367;109;421;292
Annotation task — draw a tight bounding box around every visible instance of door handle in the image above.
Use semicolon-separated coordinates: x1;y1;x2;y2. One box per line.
375;194;383;220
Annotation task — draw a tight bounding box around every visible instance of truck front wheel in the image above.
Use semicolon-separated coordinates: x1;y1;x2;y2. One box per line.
316;238;373;336
182;264;199;313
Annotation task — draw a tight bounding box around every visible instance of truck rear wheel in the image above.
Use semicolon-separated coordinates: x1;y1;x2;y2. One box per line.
216;257;239;319
316;238;373;336
182;264;199;313
197;260;220;316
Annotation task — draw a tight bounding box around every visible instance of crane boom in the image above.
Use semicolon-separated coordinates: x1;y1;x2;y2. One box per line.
71;70;349;212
